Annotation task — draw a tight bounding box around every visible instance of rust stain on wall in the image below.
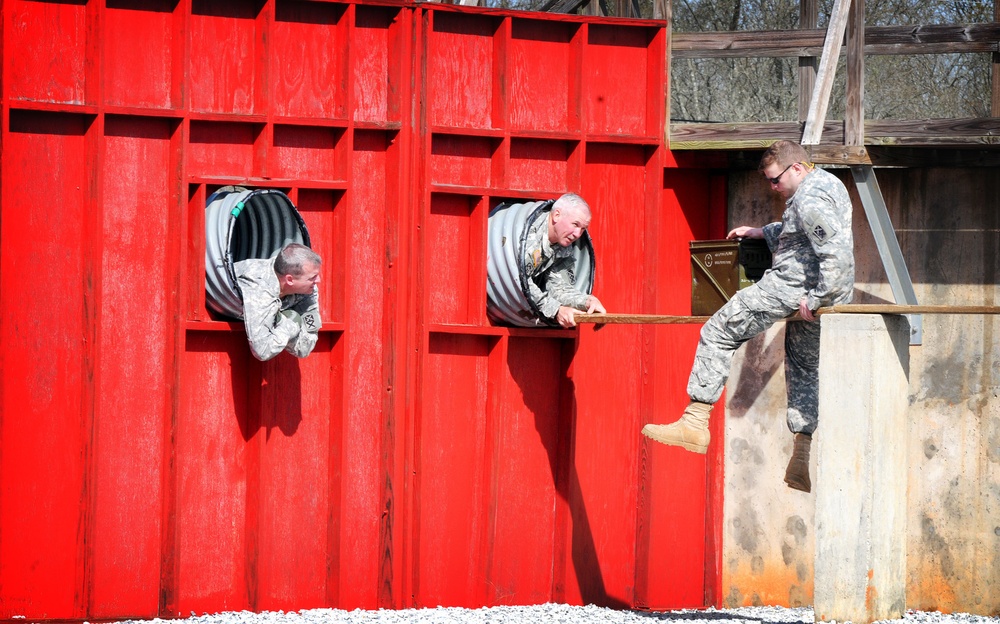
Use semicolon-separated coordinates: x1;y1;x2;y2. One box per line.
865;569;877;614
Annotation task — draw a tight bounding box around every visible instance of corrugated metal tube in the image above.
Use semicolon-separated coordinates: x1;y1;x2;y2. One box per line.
486;200;595;327
204;186;311;319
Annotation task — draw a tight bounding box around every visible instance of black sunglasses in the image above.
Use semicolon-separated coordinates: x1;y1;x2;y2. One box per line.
766;162;796;185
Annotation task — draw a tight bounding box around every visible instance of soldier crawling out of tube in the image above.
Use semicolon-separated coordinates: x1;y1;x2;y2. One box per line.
642;140;856;494
234;243;322;362
521;192;607;328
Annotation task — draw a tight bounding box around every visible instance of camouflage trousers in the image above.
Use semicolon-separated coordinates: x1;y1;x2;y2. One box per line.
687;284;821;435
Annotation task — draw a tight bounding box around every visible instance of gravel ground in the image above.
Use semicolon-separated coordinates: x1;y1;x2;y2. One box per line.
116;604;1000;624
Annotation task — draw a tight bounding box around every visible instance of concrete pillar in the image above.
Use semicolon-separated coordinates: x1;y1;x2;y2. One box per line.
814;314;909;624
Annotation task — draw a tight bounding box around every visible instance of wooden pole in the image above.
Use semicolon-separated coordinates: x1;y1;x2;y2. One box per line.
798;0;819;122
574;305;1000;325
845;0;865;146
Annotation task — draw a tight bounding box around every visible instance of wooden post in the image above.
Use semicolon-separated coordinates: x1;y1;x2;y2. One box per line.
845;0;865;145
798;0;819;122
814;314;909;624
993;0;1000;116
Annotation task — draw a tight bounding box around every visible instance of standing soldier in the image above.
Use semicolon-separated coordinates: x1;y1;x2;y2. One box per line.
642;140;855;493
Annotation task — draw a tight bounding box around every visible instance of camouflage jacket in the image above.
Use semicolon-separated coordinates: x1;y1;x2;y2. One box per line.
522;205;590;320
234;257;320;361
760;167;855;311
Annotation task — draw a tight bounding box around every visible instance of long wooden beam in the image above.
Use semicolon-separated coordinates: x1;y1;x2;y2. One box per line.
672;23;1000;58
668;119;1000;155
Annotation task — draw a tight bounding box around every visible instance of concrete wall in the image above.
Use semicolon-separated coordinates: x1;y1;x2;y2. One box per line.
719;166;1000;615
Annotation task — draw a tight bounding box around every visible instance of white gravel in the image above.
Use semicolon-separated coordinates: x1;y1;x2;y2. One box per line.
115;604;1000;624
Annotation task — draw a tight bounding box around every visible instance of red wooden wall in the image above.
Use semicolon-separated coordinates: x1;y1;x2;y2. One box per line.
0;0;727;620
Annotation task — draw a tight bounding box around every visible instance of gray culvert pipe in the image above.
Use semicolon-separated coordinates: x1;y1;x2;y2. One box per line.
486;200;595;327
205;186;311;319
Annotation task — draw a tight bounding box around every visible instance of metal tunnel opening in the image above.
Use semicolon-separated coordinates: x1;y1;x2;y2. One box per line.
486;200;595;327
205;186;311;319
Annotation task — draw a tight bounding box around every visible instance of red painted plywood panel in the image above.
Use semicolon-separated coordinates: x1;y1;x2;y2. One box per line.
104;1;176;109
255;343;336;610
296;189;346;323
187;121;260;179
416;334;492;607
176;333;253;614
271;2;347;120
641;325;710;609
508;20;576;134
636;169;716;608
337;131;391;609
89;116;176;618
0;111;91;619
508;138;571;193
7;1;87;104
427;13;498;129
553;143;653;607
582;143;650;314
189;1;260;115
429;135;496;189
353;6;401;124
584;25;651;137
271;125;344;182
426;194;475;325
564;327;643;608
488;338;564;605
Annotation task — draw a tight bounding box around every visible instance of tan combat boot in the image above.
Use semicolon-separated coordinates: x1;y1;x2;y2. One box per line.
641;401;712;453
784;433;812;493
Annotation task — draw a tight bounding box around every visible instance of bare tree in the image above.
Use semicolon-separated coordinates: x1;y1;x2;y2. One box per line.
669;0;992;122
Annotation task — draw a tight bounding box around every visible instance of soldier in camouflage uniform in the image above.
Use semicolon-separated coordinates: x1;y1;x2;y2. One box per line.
642;140;855;493
522;193;606;328
235;243;322;361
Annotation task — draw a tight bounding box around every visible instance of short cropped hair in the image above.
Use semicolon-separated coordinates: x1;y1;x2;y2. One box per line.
759;140;810;171
274;243;322;277
553;192;591;218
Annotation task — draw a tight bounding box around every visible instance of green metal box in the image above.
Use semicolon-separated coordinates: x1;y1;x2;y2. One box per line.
690;238;772;315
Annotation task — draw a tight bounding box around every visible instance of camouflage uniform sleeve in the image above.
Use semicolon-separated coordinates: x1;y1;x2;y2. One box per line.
543;260;590;312
525;260;589;320
799;184;855;310
762;221;783;252
525;276;561;320
238;273;302;362
286;290;320;358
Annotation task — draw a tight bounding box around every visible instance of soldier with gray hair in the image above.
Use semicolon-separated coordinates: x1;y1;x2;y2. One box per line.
522;192;606;328
235;242;323;361
642;140;855;493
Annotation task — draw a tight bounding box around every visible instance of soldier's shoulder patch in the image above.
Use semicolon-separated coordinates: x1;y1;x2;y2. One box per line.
804;213;837;245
